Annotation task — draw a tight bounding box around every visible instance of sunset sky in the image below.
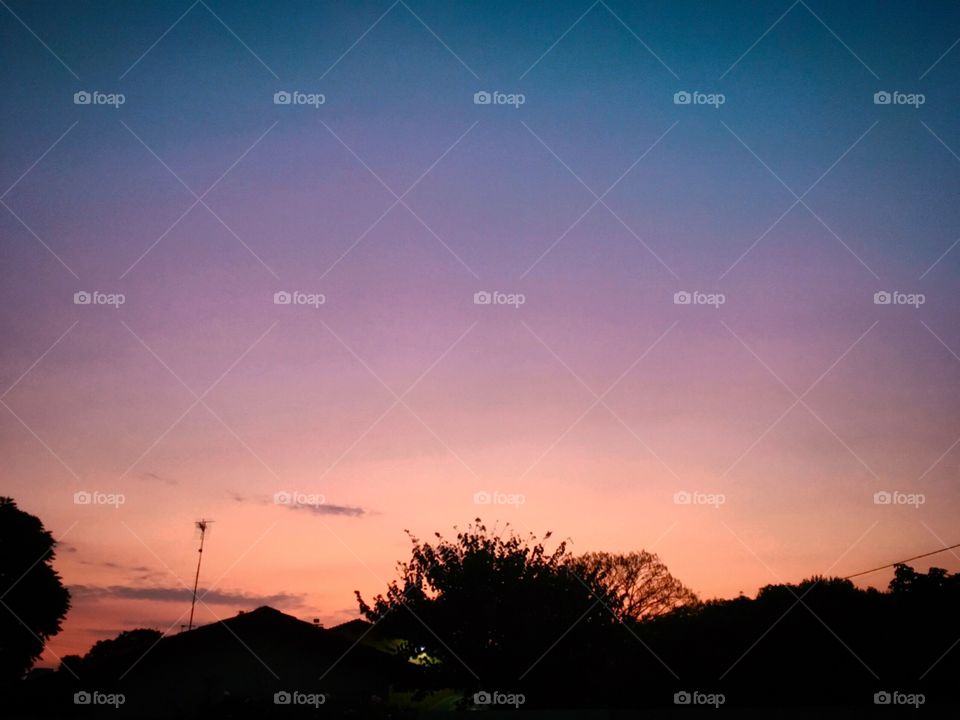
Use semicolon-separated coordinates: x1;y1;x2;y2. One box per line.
1;0;959;665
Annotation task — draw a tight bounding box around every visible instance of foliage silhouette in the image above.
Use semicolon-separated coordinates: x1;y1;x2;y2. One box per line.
633;566;960;706
62;628;162;682
570;550;699;621
355;519;621;698
0;497;70;681
355;521;960;709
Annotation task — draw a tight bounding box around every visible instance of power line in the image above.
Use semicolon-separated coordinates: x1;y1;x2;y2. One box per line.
843;542;960;580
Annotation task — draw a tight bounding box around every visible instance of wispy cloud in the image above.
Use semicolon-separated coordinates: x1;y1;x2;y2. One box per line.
79;560;151;572
76;559;161;581
69;584;304;608
285;502;366;518
230;493;367;518
139;471;178;485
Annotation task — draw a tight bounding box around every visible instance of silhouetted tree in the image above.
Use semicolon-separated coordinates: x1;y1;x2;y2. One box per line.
58;654;84;678
632;566;960;706
355;520;620;699
0;497;70;681
569;550;698;621
71;628;163;681
889;563;959;596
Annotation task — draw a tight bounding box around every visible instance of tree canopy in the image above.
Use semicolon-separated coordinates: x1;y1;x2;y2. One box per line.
0;497;70;681
356;519;620;692
570;550;699;621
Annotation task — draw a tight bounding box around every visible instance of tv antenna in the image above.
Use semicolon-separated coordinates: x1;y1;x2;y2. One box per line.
187;518;214;631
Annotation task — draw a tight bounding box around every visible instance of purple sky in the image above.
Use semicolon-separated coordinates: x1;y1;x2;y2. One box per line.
1;0;959;662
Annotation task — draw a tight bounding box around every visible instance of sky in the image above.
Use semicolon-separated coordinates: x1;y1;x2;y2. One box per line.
1;0;959;665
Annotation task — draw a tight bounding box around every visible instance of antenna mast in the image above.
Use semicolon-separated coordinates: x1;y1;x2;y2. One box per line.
187;518;213;631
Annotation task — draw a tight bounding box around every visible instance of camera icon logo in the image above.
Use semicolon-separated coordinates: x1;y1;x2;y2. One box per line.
474;91;492;105
873;291;891;305
673;491;692;505
874;691;891;705
473;691;492;705
273;290;292;305
74;290;92;305
473;490;491;505
674;691;692;705
673;291;691;305
273;491;292;505
873;491;892;505
274;91;292;105
74;491;92;505
274;691;292;705
74;91;91;105
474;290;492;305
673;91;691;105
873;91;891;105
74;691;92;705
